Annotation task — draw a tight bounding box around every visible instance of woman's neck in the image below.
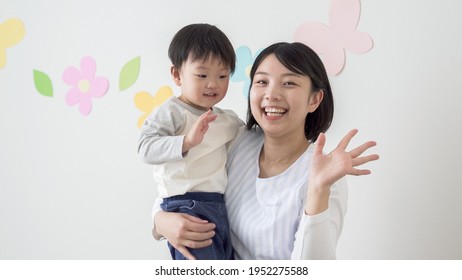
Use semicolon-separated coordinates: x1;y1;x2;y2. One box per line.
258;133;310;178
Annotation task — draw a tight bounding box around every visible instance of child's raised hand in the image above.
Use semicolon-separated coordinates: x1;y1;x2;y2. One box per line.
183;110;217;153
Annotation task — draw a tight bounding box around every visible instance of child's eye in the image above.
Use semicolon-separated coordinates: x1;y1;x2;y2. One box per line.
196;74;207;78
219;75;228;79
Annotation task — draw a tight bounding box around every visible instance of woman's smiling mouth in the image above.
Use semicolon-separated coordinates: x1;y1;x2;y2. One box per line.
264;107;287;117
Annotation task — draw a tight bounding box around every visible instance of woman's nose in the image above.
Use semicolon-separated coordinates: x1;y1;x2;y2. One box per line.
264;85;281;100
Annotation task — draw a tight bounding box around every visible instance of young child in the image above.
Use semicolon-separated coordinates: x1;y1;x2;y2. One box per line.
138;23;243;260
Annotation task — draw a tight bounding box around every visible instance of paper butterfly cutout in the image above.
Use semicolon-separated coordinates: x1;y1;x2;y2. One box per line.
294;0;373;75
231;46;261;97
134;86;173;128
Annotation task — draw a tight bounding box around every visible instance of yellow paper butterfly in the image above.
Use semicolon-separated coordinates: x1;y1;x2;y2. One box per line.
0;18;26;69
134;86;173;128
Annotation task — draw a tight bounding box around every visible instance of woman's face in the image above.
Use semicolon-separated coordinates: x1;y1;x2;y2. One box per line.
249;54;322;140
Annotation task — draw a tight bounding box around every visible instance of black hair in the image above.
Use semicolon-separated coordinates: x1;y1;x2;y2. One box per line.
168;23;236;73
246;42;334;142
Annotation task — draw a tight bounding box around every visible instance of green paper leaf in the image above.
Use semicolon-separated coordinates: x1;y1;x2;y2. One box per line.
33;69;53;97
119;56;140;91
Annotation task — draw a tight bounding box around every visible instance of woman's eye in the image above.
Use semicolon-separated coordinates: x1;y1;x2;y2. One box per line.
283;81;296;86
255;80;267;85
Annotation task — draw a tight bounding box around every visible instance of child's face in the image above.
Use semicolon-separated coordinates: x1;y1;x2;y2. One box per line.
172;56;230;111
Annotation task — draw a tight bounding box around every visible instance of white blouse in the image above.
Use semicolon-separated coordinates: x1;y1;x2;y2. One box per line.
225;128;348;259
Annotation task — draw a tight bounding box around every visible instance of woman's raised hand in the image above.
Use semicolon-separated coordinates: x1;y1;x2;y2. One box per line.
305;129;379;215
312;129;379;187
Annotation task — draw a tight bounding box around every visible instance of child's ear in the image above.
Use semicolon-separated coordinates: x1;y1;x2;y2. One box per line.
170;65;182;86
308;90;324;113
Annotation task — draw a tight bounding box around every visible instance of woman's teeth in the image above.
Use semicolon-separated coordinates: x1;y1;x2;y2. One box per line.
265;107;286;116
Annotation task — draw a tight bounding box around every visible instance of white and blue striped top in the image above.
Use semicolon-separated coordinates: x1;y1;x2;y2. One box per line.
225;128;348;259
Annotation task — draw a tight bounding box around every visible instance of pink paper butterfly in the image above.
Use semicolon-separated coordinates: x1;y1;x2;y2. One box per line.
294;0;373;75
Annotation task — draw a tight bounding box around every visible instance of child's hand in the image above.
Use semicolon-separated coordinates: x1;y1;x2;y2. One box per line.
183;110;217;153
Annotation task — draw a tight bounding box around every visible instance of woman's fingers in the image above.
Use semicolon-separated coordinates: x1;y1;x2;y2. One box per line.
349;140;377;158
337;129;358;150
183;228;215;240
328;129;379;176
337;130;379;164
181;226;215;245
183;237;214;250
182;214;216;233
175;214;215;248
353;154;380;167
178;235;214;260
177;246;197;260
182;213;211;225
314;132;326;155
349;168;372;176
155;211;215;245
349;154;379;176
163;214;215;260
177;215;215;260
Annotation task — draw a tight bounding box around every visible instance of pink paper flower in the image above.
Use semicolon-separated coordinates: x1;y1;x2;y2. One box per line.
62;56;109;116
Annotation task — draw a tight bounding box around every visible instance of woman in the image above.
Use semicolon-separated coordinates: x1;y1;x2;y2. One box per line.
152;42;379;259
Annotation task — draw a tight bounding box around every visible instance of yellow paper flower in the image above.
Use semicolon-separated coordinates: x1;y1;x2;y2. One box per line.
134;86;173;128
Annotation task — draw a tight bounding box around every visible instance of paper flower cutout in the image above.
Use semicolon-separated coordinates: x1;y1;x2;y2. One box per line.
134;86;173;128
62;56;109;116
231;46;261;97
294;0;373;75
0;18;26;69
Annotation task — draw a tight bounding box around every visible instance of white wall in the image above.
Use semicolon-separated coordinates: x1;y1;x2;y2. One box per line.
1;0;461;259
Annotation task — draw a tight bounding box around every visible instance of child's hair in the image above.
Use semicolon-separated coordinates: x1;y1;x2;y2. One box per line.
246;42;334;142
168;23;236;73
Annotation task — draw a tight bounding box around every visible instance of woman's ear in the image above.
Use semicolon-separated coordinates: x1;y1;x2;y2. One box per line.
308;90;324;113
170;65;182;86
